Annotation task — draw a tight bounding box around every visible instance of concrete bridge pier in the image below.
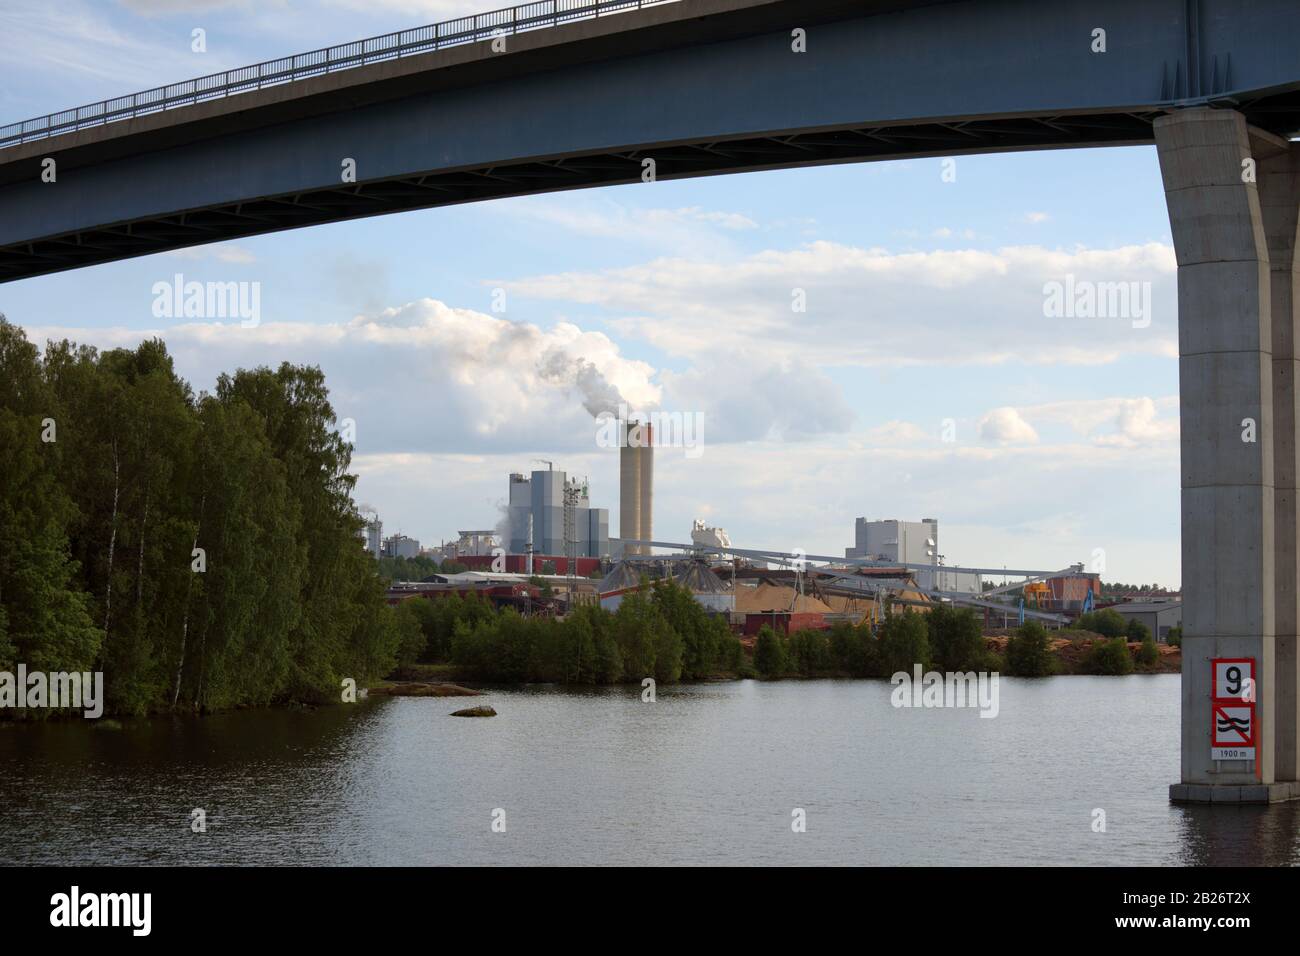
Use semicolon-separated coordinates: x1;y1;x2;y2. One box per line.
1157;107;1300;803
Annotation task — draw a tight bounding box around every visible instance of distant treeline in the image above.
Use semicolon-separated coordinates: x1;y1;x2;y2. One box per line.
751;606;1158;679
376;554;467;582
397;596;1160;685
752;606;1006;679
0;317;404;716
394;578;746;683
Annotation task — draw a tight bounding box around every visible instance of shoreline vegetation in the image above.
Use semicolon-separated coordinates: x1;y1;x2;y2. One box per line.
0;318;1176;724
0;318;405;720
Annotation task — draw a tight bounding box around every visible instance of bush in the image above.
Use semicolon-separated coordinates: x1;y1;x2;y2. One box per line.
1004;621;1056;677
1125;617;1151;643
1084;636;1135;675
879;611;930;676
827;622;882;677
1136;636;1159;667
1166;626;1182;648
1077;608;1127;638
927;605;987;672
753;626;788;678
788;628;832;676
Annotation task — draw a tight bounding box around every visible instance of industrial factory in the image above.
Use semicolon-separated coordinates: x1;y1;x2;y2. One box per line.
371;414;1175;640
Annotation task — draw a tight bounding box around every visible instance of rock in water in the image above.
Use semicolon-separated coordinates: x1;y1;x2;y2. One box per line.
449;705;497;717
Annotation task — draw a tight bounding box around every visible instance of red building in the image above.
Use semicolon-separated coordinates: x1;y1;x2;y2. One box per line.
457;553;602;577
385;581;539;611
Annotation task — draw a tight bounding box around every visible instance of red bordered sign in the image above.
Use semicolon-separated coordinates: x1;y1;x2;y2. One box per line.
1211;658;1256;761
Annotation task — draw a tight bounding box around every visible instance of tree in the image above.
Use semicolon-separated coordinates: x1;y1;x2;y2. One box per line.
1077;608;1127;638
1135;635;1159;668
392;600;429;670
927;604;988;671
753;625;787;677
0;319;102;684
1125;617;1151;643
1004;621;1056;677
1084;636;1135;675
611;587;660;686
1;321;402;716
788;628;831;676
652;578;722;679
879;611;930;675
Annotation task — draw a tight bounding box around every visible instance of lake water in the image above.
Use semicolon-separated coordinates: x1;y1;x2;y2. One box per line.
2;674;1297;866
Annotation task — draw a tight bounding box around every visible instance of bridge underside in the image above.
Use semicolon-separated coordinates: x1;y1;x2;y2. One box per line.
4;0;1300;281
1;110;1177;281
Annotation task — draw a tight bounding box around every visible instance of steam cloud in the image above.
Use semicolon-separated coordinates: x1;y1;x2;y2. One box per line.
537;349;626;419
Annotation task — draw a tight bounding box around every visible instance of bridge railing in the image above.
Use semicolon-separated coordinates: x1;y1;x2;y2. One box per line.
0;0;678;151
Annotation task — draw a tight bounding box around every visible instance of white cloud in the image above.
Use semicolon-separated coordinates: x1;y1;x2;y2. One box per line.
867;420;934;445
0;0;248;90
979;407;1040;445
1016;395;1179;446
166;243;257;264
18;297;856;455
489;196;758;255
502;240;1178;368
1023;211;1050;224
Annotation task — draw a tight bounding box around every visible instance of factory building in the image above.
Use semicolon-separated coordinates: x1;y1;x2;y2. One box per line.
361;515;382;558
691;519;731;550
382;533;420;559
503;467;609;559
845;516;980;594
619;420;654;556
1111;599;1183;642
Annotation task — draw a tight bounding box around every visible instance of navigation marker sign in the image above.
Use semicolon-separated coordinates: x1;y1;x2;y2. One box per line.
1210;658;1257;761
1213;659;1255;702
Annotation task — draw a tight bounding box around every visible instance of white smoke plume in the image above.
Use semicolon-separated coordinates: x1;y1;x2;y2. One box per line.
537;349;627;419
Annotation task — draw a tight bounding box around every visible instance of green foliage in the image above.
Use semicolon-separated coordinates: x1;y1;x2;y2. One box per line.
1135;636;1159;667
927;604;989;671
376;554;445;582
0;317;399;716
753;625;788;678
651;578;727;679
1166;626;1182;648
1004;621;1056;677
1125;617;1151;642
878;610;930;675
1084;636;1135;675
0;320;102;682
827;621;882;676
445;590;745;686
1077;608;1127;638
392;600;428;670
788;627;831;676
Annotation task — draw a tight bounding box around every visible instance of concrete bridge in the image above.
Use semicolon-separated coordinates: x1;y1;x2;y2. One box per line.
4;0;1300;802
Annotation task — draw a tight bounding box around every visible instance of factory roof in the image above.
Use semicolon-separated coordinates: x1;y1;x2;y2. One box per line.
674;560;730;594
1110;600;1183;613
597;560;645;594
733;583;833;615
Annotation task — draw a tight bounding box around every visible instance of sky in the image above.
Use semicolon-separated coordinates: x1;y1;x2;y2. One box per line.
0;0;1182;587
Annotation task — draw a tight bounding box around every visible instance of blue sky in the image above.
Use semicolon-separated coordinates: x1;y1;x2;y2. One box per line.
0;0;1182;586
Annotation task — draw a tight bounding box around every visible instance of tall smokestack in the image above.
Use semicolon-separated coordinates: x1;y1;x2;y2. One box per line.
639;421;653;555
620;420;642;556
